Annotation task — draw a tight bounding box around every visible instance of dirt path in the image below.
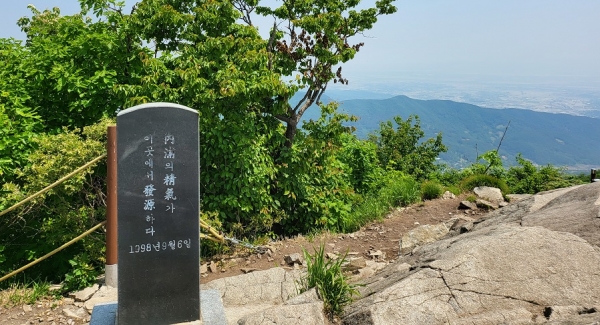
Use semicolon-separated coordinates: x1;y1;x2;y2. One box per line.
200;193;479;283
0;194;483;324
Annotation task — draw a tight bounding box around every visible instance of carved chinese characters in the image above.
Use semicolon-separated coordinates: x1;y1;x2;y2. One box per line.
117;103;200;325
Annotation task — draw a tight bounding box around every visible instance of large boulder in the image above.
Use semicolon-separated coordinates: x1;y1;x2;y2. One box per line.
343;183;600;324
203;267;301;306
399;223;449;254
237;288;325;325
344;224;600;324
521;183;600;247
203;268;326;324
473;186;504;205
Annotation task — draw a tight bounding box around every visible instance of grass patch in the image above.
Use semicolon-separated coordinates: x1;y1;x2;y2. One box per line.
0;281;53;307
298;244;360;320
421;181;444;200
344;173;420;231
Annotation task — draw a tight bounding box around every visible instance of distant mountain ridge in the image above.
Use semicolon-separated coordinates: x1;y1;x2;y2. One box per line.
303;95;600;171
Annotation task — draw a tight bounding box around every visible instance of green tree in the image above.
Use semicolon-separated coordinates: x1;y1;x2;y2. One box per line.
3;0;396;241
506;154;575;194
107;0;396;235
462;149;506;180
16;3;147;131
0;38;42;183
255;0;397;146
369;115;447;180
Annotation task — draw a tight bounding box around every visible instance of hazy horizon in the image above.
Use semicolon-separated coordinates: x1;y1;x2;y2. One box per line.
3;0;600;115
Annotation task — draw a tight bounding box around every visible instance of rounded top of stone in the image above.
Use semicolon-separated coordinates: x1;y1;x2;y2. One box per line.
117;102;197;116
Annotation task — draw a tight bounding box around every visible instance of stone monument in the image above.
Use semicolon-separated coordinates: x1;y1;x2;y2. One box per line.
116;102;200;324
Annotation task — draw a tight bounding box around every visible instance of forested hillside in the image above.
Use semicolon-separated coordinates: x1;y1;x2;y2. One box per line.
328;95;600;170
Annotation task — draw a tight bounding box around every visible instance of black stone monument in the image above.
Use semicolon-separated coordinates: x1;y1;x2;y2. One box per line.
117;103;200;324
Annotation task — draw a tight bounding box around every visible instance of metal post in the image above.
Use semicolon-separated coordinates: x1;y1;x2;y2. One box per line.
106;125;118;287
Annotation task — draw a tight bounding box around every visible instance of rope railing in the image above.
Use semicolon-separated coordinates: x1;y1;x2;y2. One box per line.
200;219;224;243
0;154;107;218
0;154;108;282
0;151;256;282
0;221;106;282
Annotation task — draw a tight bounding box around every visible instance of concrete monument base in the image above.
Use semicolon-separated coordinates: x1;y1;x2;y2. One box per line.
89;290;225;325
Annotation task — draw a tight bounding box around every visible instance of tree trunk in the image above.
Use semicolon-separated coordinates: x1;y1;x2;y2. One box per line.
284;120;298;148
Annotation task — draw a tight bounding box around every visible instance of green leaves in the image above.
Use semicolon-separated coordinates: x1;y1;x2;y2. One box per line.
369;115;448;181
505;154;578;194
0;1;399;274
0;118;111;284
0;39;42;182
299;244;360;319
15;3;148;131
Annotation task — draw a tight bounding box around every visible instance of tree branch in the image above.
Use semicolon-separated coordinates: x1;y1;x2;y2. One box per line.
495;120;511;153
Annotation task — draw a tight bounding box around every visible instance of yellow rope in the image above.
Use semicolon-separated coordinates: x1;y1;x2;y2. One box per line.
0;154;107;218
200;219;224;243
0;221;107;282
0;152;227;279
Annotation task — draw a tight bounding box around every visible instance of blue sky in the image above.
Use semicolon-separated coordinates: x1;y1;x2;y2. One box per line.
3;0;600;88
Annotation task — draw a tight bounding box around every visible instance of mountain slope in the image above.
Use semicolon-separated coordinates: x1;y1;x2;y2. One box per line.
306;95;600;169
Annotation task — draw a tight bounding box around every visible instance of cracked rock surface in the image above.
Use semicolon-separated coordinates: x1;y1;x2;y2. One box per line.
343;183;600;325
203;267;302;306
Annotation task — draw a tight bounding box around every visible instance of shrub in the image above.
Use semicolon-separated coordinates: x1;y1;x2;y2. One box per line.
276;115;355;235
506;154;585;194
427;164;465;187
299;244;359;319
460;174;509;194
0;118;112;287
337;134;381;194
62;254;99;293
421;181;444;200
343;170;420;231
368;115;447;181
378;170;421;207
446;185;462;196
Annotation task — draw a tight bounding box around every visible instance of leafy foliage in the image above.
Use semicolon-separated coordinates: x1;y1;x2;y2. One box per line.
299;244;359;319
345;171;420;231
462;150;507;180
62;255;100;293
0;119;111;286
276;103;356;234
369;115;447;180
0;38;42;183
16;4;147;131
506;154;584;194
337;133;381;194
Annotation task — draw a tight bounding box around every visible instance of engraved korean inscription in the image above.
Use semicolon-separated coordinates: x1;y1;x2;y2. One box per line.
117;103;199;325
